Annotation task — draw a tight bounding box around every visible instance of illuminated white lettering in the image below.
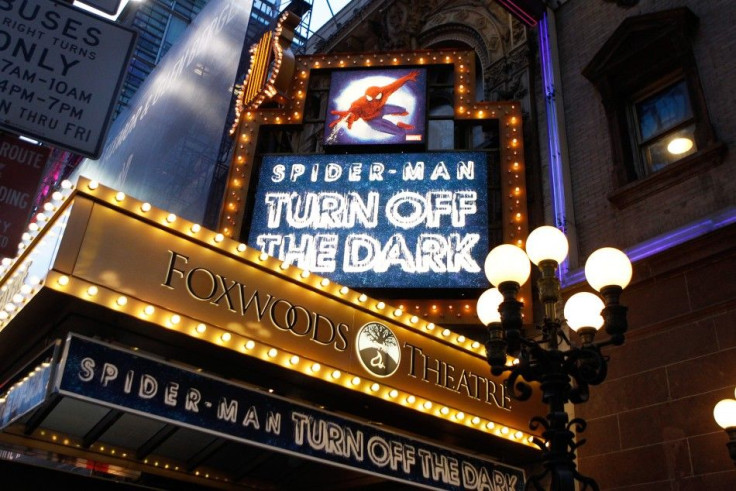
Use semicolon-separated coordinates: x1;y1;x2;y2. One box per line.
265;411;281;435
78;357;95;382
343;234;379;272
271;164;285;182
366;438;416;473
124;370;134;394
138;374;158;399
164;382;178;406
256;233;338;272
292;412;364;460
100;363;118;387
377;234;415;273
447;233;481;272
457;160;474;180
348;162;362;181
430;161;451;180
426;192;453;227
417;449;461;485
218;397;238;422
185;388;201;412
369;162;384;181
462;461;498;490
242;405;260;429
385;191;424;229
402;160;424;180
290;164;306;182
264;192;379;229
385;191;477;228
325;163;342;182
415;234;445;272
343;233;480;274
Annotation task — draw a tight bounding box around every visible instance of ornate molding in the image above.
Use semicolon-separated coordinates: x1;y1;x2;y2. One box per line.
419;23;492;68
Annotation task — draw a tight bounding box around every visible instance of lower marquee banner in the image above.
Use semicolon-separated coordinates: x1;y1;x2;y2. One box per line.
57;335;525;490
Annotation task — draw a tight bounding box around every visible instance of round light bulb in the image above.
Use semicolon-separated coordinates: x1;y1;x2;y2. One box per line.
667;137;693;155
484;244;530;287
563;292;604;332
477;288;503;325
713;398;736;429
585;247;632;291
525;226;569;265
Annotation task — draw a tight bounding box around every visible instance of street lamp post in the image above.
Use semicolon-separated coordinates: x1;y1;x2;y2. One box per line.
477;226;632;491
713;391;736;465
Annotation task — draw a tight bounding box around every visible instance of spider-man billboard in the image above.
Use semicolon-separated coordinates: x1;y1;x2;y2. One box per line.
324;68;427;146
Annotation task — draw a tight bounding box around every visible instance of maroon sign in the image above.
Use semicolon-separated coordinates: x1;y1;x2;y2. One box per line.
0;134;50;258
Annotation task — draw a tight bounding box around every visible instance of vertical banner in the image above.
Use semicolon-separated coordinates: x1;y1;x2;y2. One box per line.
0;134;51;258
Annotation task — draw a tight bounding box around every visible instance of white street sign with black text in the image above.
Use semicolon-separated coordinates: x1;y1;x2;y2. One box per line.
0;0;136;157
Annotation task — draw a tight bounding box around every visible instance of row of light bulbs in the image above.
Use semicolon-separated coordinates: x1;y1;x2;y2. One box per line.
0;180;76;328
32;429;228;484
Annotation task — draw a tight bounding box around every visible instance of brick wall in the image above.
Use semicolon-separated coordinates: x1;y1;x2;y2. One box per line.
568;226;736;489
551;0;736;260
545;3;736;486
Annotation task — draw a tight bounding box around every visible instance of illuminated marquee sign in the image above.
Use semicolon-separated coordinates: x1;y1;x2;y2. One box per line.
0;180;541;446
55;335;525;489
248;152;489;289
230;10;300;133
324;68;427;146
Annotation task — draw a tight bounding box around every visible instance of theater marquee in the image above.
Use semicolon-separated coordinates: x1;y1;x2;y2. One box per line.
43;334;525;489
0;178;543;448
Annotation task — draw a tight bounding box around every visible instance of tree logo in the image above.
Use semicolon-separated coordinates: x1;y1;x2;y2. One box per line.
355;322;401;378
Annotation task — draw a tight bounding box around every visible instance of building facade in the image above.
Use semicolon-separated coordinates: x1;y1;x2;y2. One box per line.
1;0;735;489
308;0;736;488
550;1;736;488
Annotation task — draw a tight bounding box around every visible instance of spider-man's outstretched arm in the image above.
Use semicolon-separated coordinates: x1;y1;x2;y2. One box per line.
379;70;420;100
329;109;357;128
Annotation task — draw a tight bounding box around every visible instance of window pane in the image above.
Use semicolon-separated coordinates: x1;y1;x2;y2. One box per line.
636;80;693;141
429;99;453;117
641;124;697;173
428;120;454;150
159;17;188;62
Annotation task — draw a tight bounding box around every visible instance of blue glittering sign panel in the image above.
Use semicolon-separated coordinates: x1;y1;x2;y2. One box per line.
248;151;490;289
57;335;524;490
0;361;53;429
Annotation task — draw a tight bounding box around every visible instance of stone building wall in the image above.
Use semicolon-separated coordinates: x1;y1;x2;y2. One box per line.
552;0;736;256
